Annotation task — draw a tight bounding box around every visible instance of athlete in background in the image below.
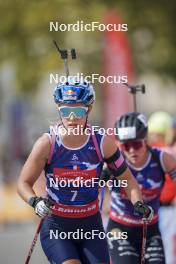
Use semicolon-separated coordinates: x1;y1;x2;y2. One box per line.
104;112;176;264
148;111;176;264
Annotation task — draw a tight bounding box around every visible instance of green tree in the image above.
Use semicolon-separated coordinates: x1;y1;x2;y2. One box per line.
0;0;176;94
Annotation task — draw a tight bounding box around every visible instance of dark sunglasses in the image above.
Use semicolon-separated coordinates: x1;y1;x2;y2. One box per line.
120;140;144;151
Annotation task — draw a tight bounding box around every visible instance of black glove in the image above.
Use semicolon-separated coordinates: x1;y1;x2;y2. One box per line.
134;201;154;221
28;197;55;218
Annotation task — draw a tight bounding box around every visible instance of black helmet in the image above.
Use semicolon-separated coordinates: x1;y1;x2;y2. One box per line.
115;112;148;142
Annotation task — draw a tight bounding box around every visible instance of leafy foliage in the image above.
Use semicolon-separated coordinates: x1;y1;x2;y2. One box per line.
0;0;175;94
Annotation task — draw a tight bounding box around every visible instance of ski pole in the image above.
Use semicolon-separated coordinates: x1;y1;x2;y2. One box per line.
125;82;147;263
24;218;44;264
100;186;106;211
141;219;148;264
24;197;55;264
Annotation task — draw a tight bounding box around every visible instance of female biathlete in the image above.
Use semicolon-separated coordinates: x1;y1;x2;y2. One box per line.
106;112;176;264
17;82;152;264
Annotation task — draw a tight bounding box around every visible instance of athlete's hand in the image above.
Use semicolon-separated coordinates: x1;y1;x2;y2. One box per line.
29;197;54;218
134;201;154;222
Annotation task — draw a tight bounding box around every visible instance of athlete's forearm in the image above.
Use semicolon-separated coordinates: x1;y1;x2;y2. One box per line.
125;176;143;204
117;168;143;204
17;134;50;203
17;181;37;203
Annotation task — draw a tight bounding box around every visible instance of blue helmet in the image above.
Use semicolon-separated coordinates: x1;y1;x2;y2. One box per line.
53;80;95;106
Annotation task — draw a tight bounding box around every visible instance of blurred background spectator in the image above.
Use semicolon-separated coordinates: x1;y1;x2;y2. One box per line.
148;112;176;264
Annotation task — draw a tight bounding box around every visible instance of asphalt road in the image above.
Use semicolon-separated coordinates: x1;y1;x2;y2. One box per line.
0;223;48;264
